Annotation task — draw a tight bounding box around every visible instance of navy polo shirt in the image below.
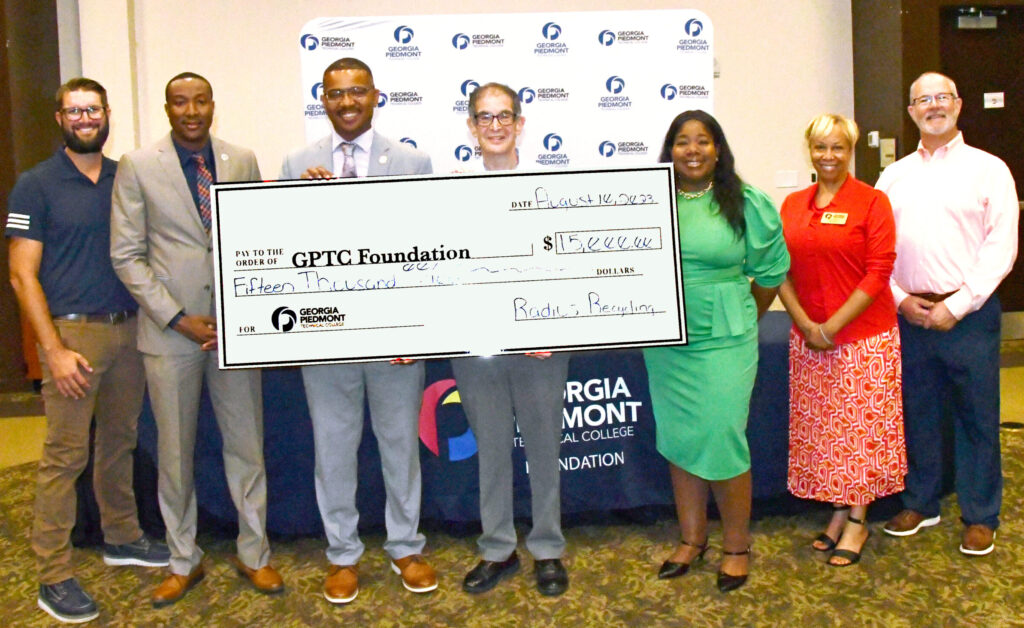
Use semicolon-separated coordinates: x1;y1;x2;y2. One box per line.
4;149;137;316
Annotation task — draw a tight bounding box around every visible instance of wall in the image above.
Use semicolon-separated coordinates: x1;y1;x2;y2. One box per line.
74;0;853;206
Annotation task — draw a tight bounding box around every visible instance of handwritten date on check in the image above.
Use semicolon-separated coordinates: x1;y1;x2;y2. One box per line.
210;166;686;369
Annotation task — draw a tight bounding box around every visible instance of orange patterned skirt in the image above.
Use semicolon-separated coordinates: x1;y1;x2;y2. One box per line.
787;326;907;505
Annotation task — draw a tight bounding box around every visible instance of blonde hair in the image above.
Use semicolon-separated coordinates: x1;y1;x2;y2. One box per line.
804;113;859;150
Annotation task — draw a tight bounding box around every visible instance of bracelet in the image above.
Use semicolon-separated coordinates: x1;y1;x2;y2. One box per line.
818;325;833;345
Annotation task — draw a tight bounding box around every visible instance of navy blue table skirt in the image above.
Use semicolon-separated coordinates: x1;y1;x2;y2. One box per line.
124;311;793;537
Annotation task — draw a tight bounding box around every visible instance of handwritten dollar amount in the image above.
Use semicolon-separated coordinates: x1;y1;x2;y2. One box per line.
543;228;662;254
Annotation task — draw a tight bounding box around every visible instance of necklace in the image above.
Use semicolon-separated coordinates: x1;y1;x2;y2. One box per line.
678;180;714;200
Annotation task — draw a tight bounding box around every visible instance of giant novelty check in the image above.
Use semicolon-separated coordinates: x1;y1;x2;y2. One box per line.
211;166;686;368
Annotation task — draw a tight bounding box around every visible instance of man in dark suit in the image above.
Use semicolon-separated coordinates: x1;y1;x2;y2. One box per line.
111;72;282;607
279;57;436;604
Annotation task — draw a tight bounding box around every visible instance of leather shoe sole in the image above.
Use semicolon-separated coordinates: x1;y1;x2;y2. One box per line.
463;553;520;594
883;512;940;537
152;566;205;608
959;526;996;556
391;555;438;593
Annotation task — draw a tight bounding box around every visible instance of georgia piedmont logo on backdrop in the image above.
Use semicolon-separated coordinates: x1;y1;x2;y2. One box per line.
452;31;504;49
379;90;422;106
678;18;710;52
598;28;649;45
660;83;710;99
600;139;649;157
517;85;569;106
387;24;421;58
302;32;354;51
271;307;297;332
536;132;570;167
454;145;474;162
305;82;325;119
535;21;568;56
419;379;477;461
451;79;478;114
598;76;631;110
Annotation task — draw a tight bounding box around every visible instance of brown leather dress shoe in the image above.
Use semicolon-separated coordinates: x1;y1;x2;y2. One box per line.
391;554;438;593
882;509;941;537
960;524;995;556
324;564;358;604
230;556;284;594
152;565;205;608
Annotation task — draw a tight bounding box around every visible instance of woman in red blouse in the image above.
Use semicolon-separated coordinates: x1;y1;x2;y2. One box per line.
779;113;907;567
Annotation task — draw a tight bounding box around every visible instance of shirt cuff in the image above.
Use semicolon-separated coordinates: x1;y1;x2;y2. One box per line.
168;310;186;329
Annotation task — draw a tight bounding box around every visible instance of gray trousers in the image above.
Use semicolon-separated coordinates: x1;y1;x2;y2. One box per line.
451;354;570;561
144;352;270;576
301;361;426;565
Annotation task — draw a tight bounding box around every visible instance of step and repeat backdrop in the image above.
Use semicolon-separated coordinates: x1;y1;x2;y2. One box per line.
297;10;714;173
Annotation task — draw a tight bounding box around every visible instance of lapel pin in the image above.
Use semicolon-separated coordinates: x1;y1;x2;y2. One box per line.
378;155;388;165
221;153;229;161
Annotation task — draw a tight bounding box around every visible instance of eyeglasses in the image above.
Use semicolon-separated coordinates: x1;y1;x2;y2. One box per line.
323;86;373;102
474;111;516;127
911;92;957;107
60;106;106;120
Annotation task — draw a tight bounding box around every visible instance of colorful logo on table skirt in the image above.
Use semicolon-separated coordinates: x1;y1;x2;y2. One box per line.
452;33;470;49
300;34;319;50
271;306;296;332
387;25;421;58
598;29;616;46
419;379;477;460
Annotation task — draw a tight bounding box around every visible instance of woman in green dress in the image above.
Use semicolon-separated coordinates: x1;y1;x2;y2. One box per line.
645;110;789;592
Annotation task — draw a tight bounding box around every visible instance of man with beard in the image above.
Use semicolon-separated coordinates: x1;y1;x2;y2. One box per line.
111;72;282;606
6;77;169;624
279;57;435;604
876;72;1018;556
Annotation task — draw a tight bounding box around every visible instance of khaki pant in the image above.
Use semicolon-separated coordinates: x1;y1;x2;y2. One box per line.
33;317;146;584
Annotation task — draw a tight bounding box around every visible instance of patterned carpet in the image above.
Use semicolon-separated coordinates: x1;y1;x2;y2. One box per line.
2;431;1024;627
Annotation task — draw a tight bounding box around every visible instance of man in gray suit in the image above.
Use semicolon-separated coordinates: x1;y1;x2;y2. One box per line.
111;72;282;607
279;57;436;604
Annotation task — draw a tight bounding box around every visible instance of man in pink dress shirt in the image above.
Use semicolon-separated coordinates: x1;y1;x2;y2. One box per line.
875;72;1018;556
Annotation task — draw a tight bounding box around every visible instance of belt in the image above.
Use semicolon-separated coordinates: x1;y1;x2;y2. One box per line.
910;291;957;303
53;311;136;324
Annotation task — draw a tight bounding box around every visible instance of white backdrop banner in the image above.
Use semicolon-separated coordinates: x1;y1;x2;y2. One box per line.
297;10;713;173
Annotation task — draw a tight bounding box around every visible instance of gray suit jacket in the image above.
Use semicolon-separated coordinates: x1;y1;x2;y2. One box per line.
279;132;432;179
111;133;261;355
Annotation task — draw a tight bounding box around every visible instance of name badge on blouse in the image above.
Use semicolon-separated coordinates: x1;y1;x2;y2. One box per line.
820;212;848;225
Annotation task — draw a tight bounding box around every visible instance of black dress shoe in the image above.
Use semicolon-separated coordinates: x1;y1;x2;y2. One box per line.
716;547;751;593
463;552;520;594
535;558;568;596
657;539;708;579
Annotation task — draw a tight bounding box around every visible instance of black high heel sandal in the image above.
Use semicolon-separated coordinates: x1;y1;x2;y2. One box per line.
828;516;870;567
814;504;851;552
657;538;709;579
716;546;751;592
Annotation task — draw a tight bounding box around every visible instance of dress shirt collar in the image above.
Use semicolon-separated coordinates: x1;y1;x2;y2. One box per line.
807;173;856;211
915;131;964;161
332;128;374;156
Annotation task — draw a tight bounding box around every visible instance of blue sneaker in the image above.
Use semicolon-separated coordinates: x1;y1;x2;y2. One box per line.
103;533;170;567
38;578;99;623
